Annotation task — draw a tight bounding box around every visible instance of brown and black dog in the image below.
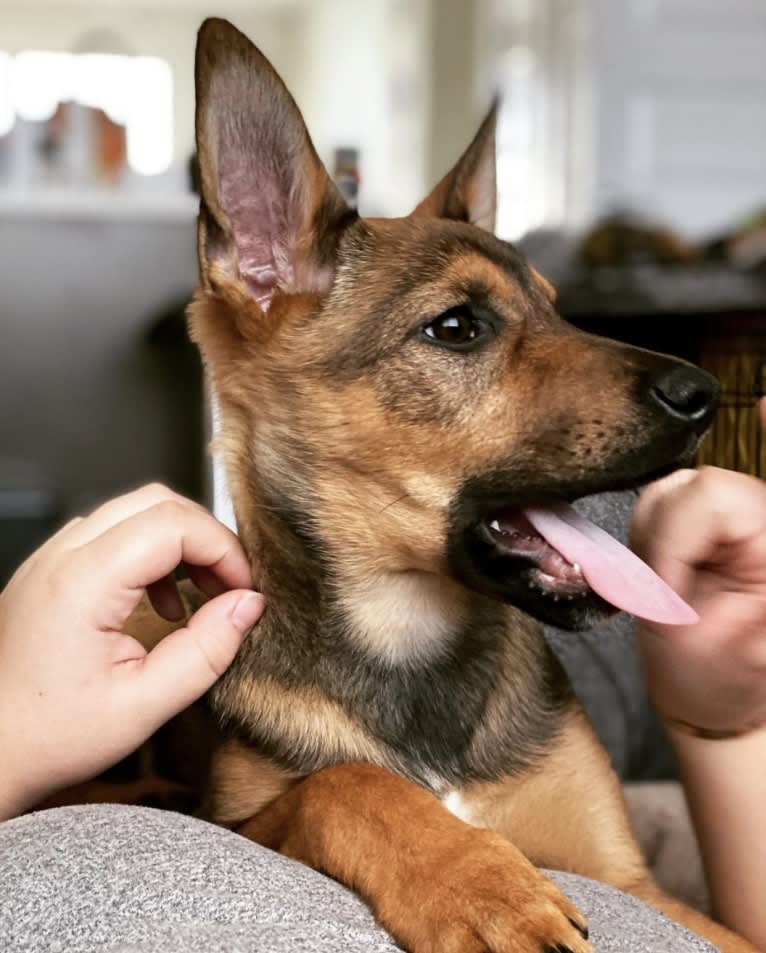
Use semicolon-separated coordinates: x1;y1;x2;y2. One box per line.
137;18;759;953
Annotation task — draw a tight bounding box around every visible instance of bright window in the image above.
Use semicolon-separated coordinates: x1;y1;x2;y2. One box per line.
0;50;173;176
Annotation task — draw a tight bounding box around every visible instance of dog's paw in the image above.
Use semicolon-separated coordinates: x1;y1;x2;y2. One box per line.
382;828;592;953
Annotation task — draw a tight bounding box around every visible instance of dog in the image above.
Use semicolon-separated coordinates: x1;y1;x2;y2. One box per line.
135;18;759;953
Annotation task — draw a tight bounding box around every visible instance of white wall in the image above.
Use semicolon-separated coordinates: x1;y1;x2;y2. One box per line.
284;0;430;216
590;0;766;238
471;0;595;238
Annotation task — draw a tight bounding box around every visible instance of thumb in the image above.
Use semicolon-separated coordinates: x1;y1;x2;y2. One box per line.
131;589;265;728
630;468;697;554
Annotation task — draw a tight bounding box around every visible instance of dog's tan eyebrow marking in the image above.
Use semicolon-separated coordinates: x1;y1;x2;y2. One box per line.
450;228;534;289
440;253;522;309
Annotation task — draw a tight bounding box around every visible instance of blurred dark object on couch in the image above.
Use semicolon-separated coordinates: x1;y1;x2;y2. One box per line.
580;213;698;269
518;210;766;322
706;208;766;270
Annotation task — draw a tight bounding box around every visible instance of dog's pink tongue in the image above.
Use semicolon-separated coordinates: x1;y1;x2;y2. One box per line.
522;503;698;625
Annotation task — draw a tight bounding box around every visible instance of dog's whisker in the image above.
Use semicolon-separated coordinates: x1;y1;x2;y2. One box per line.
244;500;299;516
378;493;411;514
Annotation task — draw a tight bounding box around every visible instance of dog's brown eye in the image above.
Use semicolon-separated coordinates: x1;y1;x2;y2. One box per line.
423;308;482;348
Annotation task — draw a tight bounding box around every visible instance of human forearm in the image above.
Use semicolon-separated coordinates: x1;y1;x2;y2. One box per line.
630;406;766;949
0;783;28;822
0;732;33;821
670;725;766;950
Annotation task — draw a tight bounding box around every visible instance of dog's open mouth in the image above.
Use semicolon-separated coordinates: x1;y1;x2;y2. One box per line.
483;502;697;626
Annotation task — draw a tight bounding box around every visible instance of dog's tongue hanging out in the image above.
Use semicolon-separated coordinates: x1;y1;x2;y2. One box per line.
521;504;698;625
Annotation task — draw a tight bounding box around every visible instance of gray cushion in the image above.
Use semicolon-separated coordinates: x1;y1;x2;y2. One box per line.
0;805;716;952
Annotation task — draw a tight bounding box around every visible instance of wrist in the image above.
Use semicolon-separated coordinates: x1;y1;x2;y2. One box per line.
667;716;766;773
667;719;766;946
661;711;766;742
0;707;46;820
0;744;34;821
0;784;29;821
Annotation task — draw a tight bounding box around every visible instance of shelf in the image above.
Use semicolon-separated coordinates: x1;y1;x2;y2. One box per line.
0;189;199;223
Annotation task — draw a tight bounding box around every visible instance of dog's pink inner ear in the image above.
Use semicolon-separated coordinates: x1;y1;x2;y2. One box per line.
195;18;351;313
217;153;295;312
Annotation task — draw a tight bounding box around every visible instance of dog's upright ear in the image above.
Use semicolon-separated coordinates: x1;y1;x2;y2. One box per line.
412;101;498;233
194;18;353;313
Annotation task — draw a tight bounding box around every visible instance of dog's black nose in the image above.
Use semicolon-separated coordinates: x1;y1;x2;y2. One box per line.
650;365;719;428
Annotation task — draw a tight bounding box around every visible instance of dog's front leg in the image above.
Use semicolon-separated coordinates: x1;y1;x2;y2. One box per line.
458;709;760;953
237;761;591;953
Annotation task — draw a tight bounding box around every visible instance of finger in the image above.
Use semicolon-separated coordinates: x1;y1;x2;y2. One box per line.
183;558;261;599
120;589;265;727
630;469;697;572
17;516;84;569
46;484;210;557
41;516;84;549
74;497;252;596
146;574;185;622
631;467;766;588
635;467;697;514
182;563;228;598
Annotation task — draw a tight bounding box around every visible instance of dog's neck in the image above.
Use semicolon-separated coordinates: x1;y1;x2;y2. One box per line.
234;484;471;667
216;476;573;787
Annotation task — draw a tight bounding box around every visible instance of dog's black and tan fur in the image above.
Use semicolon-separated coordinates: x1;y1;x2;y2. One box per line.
135;18;759;953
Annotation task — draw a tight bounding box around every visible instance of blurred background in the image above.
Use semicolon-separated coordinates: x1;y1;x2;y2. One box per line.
1;0;765;582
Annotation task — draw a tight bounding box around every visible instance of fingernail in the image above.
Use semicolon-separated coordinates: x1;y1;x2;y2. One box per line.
230;591;265;633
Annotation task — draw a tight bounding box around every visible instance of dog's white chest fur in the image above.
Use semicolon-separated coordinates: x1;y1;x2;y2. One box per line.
339;572;466;666
442;790;477;825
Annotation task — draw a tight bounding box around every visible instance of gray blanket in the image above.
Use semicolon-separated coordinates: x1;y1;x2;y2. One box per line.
0;805;715;952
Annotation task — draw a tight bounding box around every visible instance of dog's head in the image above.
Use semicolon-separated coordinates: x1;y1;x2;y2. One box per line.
190;19;718;634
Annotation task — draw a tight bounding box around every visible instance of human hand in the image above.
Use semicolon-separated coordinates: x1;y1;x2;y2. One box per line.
630;398;766;735
0;484;264;818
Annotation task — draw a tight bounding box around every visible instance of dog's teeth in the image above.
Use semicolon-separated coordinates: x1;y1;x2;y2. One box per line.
572;562;581;574
489;519;502;534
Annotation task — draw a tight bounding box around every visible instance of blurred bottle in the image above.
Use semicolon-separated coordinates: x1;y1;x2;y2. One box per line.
333;147;360;209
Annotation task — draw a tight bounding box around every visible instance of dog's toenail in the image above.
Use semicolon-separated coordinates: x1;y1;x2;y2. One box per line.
568;917;589;939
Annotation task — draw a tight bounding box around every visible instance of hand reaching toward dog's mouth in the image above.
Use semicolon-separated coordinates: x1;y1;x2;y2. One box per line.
632;397;766;737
